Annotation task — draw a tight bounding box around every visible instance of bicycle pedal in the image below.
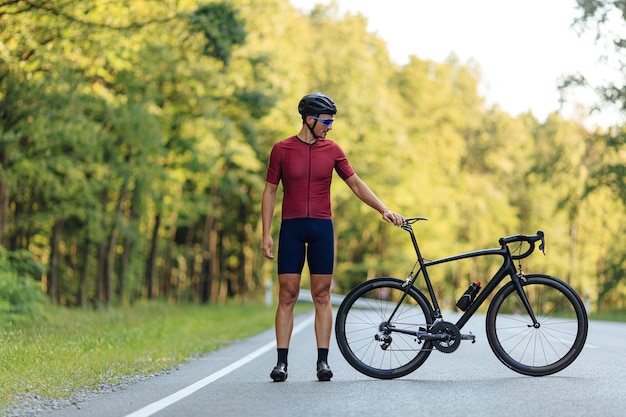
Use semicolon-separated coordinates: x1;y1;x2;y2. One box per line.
460;332;476;343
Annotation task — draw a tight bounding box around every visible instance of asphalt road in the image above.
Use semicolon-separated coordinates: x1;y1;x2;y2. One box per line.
45;311;626;417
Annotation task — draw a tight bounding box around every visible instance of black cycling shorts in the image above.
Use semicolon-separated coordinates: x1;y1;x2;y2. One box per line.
277;218;334;275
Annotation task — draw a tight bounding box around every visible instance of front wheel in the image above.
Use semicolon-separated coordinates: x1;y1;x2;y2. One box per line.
335;278;434;379
486;274;588;376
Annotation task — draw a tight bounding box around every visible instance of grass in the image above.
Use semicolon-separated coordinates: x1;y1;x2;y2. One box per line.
589;310;626;322
0;300;313;413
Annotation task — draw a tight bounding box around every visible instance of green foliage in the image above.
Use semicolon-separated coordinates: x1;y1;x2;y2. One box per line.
0;0;625;313
0;248;46;319
190;2;247;63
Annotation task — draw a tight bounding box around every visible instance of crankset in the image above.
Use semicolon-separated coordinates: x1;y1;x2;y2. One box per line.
430;321;462;353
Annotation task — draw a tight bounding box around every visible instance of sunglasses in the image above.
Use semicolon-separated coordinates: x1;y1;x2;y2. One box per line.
311;116;334;127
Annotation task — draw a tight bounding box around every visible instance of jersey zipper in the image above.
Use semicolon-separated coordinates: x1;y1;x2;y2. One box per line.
306;142;312;217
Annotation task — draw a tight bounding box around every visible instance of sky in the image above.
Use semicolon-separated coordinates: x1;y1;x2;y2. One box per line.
290;0;621;128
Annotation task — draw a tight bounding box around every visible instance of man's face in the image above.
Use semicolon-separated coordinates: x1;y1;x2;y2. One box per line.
308;114;334;138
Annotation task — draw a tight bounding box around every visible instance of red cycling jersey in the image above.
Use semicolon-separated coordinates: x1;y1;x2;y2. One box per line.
266;136;355;219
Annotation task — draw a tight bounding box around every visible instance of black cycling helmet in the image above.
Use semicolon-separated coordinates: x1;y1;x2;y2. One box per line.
298;92;337;120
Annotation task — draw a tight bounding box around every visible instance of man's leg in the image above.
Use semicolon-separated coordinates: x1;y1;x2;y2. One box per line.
270;273;300;382
275;273;301;348
310;273;333;348
311;273;334;381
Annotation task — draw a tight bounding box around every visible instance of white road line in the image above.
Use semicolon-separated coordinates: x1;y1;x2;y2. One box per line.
124;313;315;417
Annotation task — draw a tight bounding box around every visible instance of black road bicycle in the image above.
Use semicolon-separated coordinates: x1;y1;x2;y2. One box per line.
335;217;588;379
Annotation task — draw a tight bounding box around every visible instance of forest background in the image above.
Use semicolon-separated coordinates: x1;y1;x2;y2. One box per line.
1;0;626;317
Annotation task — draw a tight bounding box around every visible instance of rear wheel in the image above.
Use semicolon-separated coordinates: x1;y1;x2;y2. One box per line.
486;274;588;376
335;278;434;379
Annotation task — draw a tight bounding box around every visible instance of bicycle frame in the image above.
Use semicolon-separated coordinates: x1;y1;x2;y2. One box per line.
402;222;539;331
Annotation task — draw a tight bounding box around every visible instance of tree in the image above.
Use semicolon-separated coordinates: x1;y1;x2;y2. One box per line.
566;0;626;306
1;0;624;312
566;0;626;116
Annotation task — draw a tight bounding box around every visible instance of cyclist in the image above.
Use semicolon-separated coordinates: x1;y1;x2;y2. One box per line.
261;92;404;381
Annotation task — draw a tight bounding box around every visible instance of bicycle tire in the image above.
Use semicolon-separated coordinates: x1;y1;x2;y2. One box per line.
485;274;588;376
335;278;434;379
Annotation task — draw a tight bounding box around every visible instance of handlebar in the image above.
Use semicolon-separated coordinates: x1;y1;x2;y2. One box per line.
403;217;428;225
499;230;545;260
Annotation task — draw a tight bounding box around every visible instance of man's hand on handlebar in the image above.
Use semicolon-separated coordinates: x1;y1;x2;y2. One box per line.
382;209;404;227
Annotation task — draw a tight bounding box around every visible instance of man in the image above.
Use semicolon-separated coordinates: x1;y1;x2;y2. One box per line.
261;92;404;382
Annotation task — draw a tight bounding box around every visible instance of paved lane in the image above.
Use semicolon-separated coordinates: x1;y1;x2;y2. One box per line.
46;312;626;417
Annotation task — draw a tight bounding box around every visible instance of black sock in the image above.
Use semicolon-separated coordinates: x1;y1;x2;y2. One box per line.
317;348;329;364
277;348;288;366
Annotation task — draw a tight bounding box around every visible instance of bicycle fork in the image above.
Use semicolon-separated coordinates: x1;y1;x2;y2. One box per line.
511;269;540;328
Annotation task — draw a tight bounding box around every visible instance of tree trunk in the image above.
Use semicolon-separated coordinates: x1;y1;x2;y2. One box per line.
163;233;174;303
105;178;129;305
105;227;117;305
48;220;64;305
216;229;226;303
145;213;161;299
96;238;107;304
236;204;248;299
96;191;108;305
0;173;8;247
200;214;215;303
0;182;6;245
117;235;132;305
8;200;25;250
79;238;90;308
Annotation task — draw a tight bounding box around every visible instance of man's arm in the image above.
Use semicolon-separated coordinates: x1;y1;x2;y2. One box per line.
344;174;404;226
261;181;278;259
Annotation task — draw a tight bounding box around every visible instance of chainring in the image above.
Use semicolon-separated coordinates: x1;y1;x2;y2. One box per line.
430;321;462;353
